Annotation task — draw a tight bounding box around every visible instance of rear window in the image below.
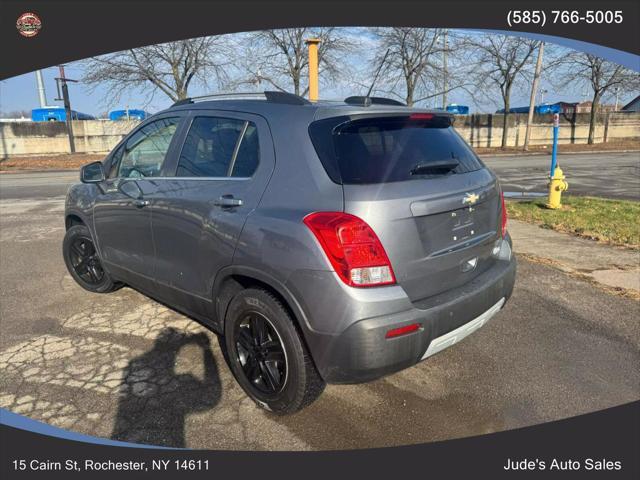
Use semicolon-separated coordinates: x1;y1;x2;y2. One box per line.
309;115;484;184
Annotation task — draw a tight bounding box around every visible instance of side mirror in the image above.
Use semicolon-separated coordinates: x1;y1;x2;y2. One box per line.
80;161;105;183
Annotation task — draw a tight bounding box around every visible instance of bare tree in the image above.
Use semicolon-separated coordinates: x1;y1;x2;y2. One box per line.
560;53;639;143
468;35;539;147
239;28;351;97
82;37;231;104
370;28;470;107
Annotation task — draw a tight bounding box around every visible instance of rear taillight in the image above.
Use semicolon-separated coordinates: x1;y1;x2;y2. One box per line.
303;212;396;287
500;190;507;237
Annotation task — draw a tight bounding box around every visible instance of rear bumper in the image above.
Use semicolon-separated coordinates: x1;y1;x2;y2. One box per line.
421;297;505;360
308;247;516;384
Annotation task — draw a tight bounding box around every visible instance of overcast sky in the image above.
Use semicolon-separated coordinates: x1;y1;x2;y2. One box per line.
0;29;634;118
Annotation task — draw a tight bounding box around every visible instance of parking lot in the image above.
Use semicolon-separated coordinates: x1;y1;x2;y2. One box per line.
487;151;640;200
0;156;639;450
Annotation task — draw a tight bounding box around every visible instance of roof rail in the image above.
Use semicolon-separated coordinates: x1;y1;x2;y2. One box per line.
171;91;311;108
264;91;310;105
344;96;406;107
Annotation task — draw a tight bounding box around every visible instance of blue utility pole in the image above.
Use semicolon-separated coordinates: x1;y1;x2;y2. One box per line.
549;113;559;175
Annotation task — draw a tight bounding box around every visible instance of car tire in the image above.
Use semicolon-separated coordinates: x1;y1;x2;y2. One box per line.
62;224;120;293
220;288;325;414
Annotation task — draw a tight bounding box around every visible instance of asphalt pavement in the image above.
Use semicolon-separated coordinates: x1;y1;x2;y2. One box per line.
0;171;78;199
482;151;640;200
1;151;638;201
0;154;639;449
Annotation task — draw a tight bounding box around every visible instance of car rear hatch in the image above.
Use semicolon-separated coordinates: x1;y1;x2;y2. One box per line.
309;112;503;303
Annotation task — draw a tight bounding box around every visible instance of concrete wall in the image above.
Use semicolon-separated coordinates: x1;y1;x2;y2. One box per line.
1;113;639;158
456;112;640;148
0;120;140;158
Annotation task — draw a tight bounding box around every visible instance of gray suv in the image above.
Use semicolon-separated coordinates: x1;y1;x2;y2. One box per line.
63;92;516;414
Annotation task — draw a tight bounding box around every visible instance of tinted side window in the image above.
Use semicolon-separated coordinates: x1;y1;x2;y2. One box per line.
231;123;260;178
118;117;179;178
177;117;259;178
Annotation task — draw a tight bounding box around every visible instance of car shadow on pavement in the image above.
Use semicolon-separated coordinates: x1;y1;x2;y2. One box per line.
111;327;221;447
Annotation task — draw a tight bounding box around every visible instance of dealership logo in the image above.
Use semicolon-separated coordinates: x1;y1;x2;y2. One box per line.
16;12;42;38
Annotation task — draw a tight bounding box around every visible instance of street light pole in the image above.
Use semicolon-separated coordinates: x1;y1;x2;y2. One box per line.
55;65;77;153
442;29;448;110
524;42;544;151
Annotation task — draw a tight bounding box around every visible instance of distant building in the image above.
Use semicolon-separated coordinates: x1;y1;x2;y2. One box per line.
551;102;579;114
108;109;149;121
32;107;95;122
535;104;562;114
446;104;469;115
621;95;640;113
496;103;565;114
574;101;617;113
496;105;529;114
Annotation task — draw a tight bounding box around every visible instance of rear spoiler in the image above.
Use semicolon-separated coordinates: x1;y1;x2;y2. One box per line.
337;112;454;129
344;96;406;107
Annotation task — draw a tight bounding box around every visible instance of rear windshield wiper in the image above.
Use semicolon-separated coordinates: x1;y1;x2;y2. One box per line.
410;159;459;176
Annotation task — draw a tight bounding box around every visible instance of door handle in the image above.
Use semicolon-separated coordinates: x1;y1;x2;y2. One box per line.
214;195;243;208
133;199;150;208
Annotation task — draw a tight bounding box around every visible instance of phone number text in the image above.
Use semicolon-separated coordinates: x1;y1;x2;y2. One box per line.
507;10;623;28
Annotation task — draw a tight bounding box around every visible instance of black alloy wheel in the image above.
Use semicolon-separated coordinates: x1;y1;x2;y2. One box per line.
69;236;105;285
235;313;287;394
221;287;325;414
62;224;120;293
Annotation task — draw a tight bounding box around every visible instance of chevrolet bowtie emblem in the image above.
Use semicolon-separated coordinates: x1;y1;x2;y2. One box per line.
463;192;479;205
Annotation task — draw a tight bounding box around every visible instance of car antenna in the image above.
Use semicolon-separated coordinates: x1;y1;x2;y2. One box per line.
366;48;390;99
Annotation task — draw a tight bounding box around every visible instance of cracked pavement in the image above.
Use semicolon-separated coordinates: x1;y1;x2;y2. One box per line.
0;177;638;450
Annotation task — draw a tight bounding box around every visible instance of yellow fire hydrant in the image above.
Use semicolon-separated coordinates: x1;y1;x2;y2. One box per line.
546;166;569;209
